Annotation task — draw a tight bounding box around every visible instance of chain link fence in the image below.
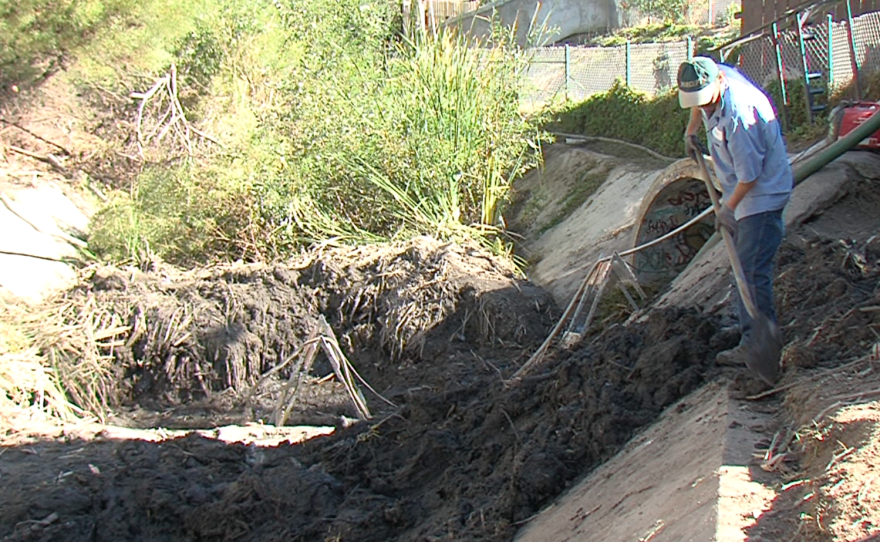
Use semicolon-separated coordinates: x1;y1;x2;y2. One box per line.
522;40;693;109
730;10;880;123
523;9;880;113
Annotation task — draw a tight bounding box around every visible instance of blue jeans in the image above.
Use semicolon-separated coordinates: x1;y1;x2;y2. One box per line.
733;209;785;344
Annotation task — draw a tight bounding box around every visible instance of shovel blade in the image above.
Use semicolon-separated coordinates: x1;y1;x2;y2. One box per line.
743;316;783;386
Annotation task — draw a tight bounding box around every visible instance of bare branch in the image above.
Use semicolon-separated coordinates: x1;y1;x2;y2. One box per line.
0;118;71;155
130;65;221;158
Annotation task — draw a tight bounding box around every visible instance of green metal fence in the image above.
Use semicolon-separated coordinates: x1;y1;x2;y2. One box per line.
523;9;880;114
521;39;695;109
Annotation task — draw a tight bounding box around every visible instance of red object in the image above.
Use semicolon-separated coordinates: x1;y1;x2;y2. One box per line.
837;102;880;149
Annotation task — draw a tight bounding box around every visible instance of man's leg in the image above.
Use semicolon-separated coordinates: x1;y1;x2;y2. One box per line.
734;209;785;344
717;209;784;366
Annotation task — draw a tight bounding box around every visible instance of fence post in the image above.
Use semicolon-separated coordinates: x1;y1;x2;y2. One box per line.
772;22;790;132
625;40;631;87
827;13;834;94
565;44;571;101
845;0;861;99
686;36;693;61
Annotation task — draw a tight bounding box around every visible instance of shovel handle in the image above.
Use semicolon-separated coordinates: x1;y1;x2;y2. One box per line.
694;153;761;321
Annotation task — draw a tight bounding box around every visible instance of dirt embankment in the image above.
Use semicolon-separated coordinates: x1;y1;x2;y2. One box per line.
0;231;734;542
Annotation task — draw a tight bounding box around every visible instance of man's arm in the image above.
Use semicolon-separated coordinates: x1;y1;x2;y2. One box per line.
715;178;754;233
725;179;756;210
683;108;705;160
685;107;702;136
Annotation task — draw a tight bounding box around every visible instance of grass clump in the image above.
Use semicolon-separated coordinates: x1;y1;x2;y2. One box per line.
1;292;137;424
541;166;610;234
0;299;85;424
547;80;688;157
592;22;703;46
588;22;737;49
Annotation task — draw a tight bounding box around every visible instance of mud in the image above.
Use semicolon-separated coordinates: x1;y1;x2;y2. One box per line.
0;235;728;542
291;306;715;542
775;182;880;370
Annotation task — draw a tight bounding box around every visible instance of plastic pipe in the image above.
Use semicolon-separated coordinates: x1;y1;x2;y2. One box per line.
792;103;880;185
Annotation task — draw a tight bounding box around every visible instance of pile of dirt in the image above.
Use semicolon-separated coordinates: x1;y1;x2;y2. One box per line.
0;233;732;542
38;237;557;426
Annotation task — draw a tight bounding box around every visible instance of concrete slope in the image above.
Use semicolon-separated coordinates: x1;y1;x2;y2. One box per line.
508;141;674;306
511;145;880;541
514;383;776;542
0;178;92;304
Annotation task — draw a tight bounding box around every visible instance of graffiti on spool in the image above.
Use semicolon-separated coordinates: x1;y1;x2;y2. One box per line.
637;222;713;274
634;178;714;286
667;189;711;217
644;215;679;237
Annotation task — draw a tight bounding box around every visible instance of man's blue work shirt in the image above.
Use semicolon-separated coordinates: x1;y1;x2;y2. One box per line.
704;65;793;220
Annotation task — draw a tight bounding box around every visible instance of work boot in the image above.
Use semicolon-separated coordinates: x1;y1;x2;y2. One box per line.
710;325;741;350
729;372;771;399
716;344;747;367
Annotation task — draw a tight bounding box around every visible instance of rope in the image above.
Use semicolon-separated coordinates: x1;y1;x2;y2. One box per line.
549;132;679;162
511;205;715;381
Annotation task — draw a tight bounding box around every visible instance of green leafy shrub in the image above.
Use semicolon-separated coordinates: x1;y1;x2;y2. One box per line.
173;26;225;91
766;78;810;130
88;163;259;265
87;0;545;265
590;23;736;57
547;80;688;157
0;0;134;88
546;59;837;158
67;1;218;88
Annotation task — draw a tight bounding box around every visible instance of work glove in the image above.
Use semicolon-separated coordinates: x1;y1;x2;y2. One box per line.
684;134;706;161
715;204;737;234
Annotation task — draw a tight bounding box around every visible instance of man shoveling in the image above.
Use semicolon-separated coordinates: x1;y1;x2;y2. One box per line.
677;56;792;384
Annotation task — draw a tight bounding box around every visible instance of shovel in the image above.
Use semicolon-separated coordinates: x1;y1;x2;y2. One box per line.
694;152;783;386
